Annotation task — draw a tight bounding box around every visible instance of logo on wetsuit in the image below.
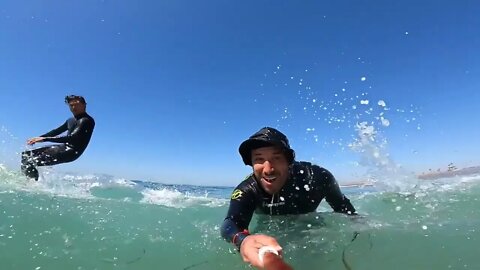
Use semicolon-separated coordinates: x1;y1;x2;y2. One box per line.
262;201;285;208
231;189;243;200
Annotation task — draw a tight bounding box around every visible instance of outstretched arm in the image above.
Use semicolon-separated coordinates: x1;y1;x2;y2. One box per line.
314;166;356;215
40;121;68;138
221;186;256;248
27;121;68;145
220;181;284;269
43;117;94;145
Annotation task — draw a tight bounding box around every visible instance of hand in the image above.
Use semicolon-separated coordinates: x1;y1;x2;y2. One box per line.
240;234;282;269
263;252;294;270
26;137;44;145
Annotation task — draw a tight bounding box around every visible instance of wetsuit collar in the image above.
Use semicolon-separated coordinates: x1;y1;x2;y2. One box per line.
74;112;88;119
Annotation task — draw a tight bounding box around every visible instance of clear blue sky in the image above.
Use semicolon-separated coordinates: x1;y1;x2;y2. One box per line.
1;0;479;186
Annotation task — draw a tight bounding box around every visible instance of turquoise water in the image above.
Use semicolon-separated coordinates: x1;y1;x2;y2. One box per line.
1;166;479;270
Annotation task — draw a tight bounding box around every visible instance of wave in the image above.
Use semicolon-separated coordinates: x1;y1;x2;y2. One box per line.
0;164;227;208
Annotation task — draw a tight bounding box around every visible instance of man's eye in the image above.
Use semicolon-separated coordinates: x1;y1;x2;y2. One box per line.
254;158;264;163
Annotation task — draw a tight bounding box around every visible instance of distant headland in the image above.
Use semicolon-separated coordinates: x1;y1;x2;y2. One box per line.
418;164;480;180
340;163;480;187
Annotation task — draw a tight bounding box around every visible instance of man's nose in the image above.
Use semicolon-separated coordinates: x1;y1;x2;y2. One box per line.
263;160;274;173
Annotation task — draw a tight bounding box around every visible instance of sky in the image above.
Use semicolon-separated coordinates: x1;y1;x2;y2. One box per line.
1;0;479;186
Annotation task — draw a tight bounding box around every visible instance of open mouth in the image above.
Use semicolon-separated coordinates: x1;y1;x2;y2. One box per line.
262;176;277;183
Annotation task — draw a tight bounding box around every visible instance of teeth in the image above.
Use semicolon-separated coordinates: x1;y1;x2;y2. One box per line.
264;176;276;183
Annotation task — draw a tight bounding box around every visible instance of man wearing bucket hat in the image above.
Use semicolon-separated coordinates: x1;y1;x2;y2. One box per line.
221;127;356;269
20;95;95;181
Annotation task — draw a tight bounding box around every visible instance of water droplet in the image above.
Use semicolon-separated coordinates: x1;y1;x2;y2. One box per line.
360;100;369;105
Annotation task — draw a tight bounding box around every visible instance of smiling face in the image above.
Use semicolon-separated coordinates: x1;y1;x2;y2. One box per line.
251;145;290;195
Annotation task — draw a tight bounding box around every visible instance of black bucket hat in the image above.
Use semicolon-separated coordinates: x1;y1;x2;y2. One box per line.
239;127;295;166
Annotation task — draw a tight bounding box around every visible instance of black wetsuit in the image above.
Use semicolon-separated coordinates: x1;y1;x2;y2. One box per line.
21;112;95;180
221;161;356;249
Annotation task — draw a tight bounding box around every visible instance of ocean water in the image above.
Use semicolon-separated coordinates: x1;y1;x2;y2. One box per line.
1;165;479;270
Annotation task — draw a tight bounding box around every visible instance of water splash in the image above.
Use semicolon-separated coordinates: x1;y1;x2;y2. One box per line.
0;126;22;167
348;122;417;192
259;65;423;191
1;165;227;208
140;188;226;208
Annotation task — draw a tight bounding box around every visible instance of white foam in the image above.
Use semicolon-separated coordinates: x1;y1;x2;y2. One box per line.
460;175;480;183
140;188;226;208
0;166;134;199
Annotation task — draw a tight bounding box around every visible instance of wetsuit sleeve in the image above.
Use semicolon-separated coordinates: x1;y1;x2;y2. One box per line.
220;181;256;249
43;117;94;145
40;121;68;137
313;166;356;215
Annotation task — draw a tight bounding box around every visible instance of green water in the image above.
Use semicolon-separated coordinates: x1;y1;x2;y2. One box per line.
1;178;479;270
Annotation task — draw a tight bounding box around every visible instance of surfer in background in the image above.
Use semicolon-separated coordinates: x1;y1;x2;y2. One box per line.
221;127;356;269
21;95;95;181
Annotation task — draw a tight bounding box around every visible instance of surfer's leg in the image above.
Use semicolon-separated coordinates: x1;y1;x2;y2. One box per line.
38;145;79;166
21;157;38;180
21;147;51;181
21;145;78;181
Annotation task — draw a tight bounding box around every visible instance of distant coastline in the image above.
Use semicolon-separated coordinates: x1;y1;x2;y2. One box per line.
417;166;480;180
339;165;480;187
340;182;374;188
